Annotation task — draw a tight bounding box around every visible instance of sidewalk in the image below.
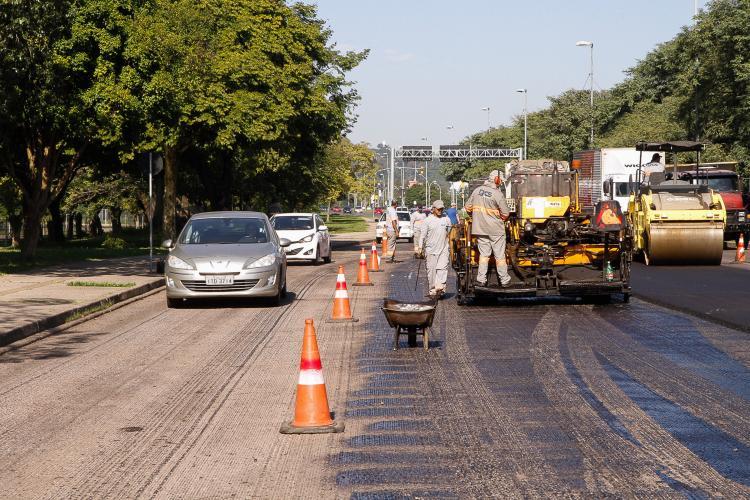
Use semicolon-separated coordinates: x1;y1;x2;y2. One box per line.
0;257;163;346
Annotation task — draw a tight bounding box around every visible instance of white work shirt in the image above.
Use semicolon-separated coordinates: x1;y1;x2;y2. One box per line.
642;161;664;174
410;211;426;231
419;214;451;256
385;206;398;233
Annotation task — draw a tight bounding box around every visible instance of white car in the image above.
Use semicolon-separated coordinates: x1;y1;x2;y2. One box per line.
375;211;413;243
271;213;332;264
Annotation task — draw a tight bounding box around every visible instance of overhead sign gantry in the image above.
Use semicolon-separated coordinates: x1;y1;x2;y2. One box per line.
396;145;523;162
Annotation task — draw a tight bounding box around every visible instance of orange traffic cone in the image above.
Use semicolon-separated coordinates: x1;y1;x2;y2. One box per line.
369;241;382;272
740;234;747;262
353;248;374;286
381;235;388;258
329;265;358;322
280;319;344;434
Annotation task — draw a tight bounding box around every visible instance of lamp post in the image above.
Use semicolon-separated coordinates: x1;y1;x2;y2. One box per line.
515;89;528;160
481;107;491;131
576;40;594;147
431;181;442;202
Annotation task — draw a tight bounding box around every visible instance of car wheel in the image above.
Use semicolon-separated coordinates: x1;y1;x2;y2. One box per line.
408;237;414;243
167;297;183;309
323;249;332;264
376;237;382;244
314;245;323;265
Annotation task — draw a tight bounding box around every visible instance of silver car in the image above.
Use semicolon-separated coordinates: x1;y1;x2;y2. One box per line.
163;211;290;307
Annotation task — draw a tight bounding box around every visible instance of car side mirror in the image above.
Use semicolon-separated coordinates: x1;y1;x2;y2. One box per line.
162;239;173;249
279;238;292;247
318;225;328;232
603;181;611;195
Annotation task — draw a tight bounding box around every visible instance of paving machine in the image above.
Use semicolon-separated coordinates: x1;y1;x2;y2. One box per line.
452;159;632;304
628;141;726;265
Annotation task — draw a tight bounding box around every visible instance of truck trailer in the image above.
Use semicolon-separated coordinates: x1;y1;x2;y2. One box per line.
573;148;663;212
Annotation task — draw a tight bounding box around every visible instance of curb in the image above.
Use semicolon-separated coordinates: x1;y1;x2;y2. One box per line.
0;279;164;349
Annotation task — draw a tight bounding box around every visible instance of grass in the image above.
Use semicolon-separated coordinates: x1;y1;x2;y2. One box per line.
67;281;135;288
65;299;114;322
323;214;368;234
0;228;165;274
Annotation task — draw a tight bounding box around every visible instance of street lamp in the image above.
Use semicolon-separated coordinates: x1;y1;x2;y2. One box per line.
576;40;594;147
515;89;528;160
481;107;491;131
431;181;442;202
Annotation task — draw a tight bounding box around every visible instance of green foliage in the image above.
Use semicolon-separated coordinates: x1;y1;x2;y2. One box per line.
101;235;128;249
63;167;142;217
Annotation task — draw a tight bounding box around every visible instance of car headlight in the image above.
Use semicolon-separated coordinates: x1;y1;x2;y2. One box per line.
167;255;194;270
245;254;276;269
299;234;314;243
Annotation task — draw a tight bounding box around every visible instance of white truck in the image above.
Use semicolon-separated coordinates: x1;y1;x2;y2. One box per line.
572;148;663;212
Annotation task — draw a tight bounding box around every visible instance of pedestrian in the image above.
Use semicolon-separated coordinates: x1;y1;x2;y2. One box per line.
466;170;512;287
446;202;459;225
418;199;451;298
385;200;399;261
410;205;426;253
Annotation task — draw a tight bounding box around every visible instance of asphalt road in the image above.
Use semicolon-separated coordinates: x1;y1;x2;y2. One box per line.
1;239;749;498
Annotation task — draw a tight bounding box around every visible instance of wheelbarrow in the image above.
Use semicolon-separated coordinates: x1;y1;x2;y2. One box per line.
381;299;437;350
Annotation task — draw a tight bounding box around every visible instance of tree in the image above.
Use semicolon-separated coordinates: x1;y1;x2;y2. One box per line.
312;138;374;219
0;0;138;258
124;0;366;237
0;176;22;247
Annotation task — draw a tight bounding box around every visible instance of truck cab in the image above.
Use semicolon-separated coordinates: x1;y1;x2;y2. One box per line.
678;168;748;242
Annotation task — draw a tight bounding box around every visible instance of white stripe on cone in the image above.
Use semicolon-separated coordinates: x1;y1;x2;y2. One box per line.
337;274;346;282
334;290;349;299
298;369;325;386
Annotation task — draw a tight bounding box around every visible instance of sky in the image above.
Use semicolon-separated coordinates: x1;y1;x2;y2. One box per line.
311;0;708;148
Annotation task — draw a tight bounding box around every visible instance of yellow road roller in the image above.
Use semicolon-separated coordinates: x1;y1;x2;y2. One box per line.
628;141;726;265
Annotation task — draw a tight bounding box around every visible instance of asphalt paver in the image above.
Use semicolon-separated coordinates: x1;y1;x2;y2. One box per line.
1;238;749;498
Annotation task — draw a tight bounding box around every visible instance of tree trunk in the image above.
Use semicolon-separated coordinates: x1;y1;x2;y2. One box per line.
75;213;84;238
162;146;177;240
66;213;74;240
48;198;65;243
20;209;42;260
111;207;123;236
89;213;103;236
9;214;22;248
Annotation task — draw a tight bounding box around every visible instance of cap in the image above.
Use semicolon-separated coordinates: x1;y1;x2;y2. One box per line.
432;199;445;209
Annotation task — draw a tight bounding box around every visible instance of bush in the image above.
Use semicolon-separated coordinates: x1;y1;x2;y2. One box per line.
101;236;128;249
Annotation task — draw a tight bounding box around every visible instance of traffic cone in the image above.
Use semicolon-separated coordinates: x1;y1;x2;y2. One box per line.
736;233;746;263
369;241;382;272
329;265;358;322
381;235;388;258
353;248;374;286
280;319;344;434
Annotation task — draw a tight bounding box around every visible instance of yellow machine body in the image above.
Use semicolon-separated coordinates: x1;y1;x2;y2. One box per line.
518;196;570;222
628;187;726;265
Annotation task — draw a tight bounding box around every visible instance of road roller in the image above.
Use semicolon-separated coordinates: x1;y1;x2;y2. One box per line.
452;159;632;304
628;141;726;265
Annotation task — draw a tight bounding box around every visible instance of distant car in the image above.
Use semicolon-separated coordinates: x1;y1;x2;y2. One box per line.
343;206;353;214
354;206;364;213
271;213;331;265
164;211;289;308
375;211;413;243
331;206;342;214
374;207;384;216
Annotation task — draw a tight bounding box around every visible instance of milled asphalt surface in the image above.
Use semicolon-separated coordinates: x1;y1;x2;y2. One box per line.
1;235;749;498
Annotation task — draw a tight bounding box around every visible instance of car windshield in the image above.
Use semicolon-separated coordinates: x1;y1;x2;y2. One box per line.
705;176;738;191
614;182;639;197
272;216;313;230
398;213;410;221
179;217;269;244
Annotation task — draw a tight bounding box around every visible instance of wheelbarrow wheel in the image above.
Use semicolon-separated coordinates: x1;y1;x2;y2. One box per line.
407;328;417;348
423;327;430;351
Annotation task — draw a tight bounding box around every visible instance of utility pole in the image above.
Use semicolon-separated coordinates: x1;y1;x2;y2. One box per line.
516;89;528;159
576;41;595;148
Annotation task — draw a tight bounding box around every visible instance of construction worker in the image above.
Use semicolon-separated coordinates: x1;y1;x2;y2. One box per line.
642;153;664;184
466;170;511;287
410;205;426;253
418;199;451;297
385;200;399;261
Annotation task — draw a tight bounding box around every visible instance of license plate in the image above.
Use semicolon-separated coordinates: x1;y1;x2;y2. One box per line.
205;275;234;285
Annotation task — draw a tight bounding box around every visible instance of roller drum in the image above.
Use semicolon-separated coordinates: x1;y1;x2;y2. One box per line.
645;222;723;265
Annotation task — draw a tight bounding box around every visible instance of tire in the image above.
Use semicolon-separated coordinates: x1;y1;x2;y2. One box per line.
323;249;332;264
623;292;631;303
376;237;382;244
408;331;418;348
313;246;323;265
408;237;414;243
167;297;182;308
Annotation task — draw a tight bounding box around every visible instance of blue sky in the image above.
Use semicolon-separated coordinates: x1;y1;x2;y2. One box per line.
311;0;707;148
